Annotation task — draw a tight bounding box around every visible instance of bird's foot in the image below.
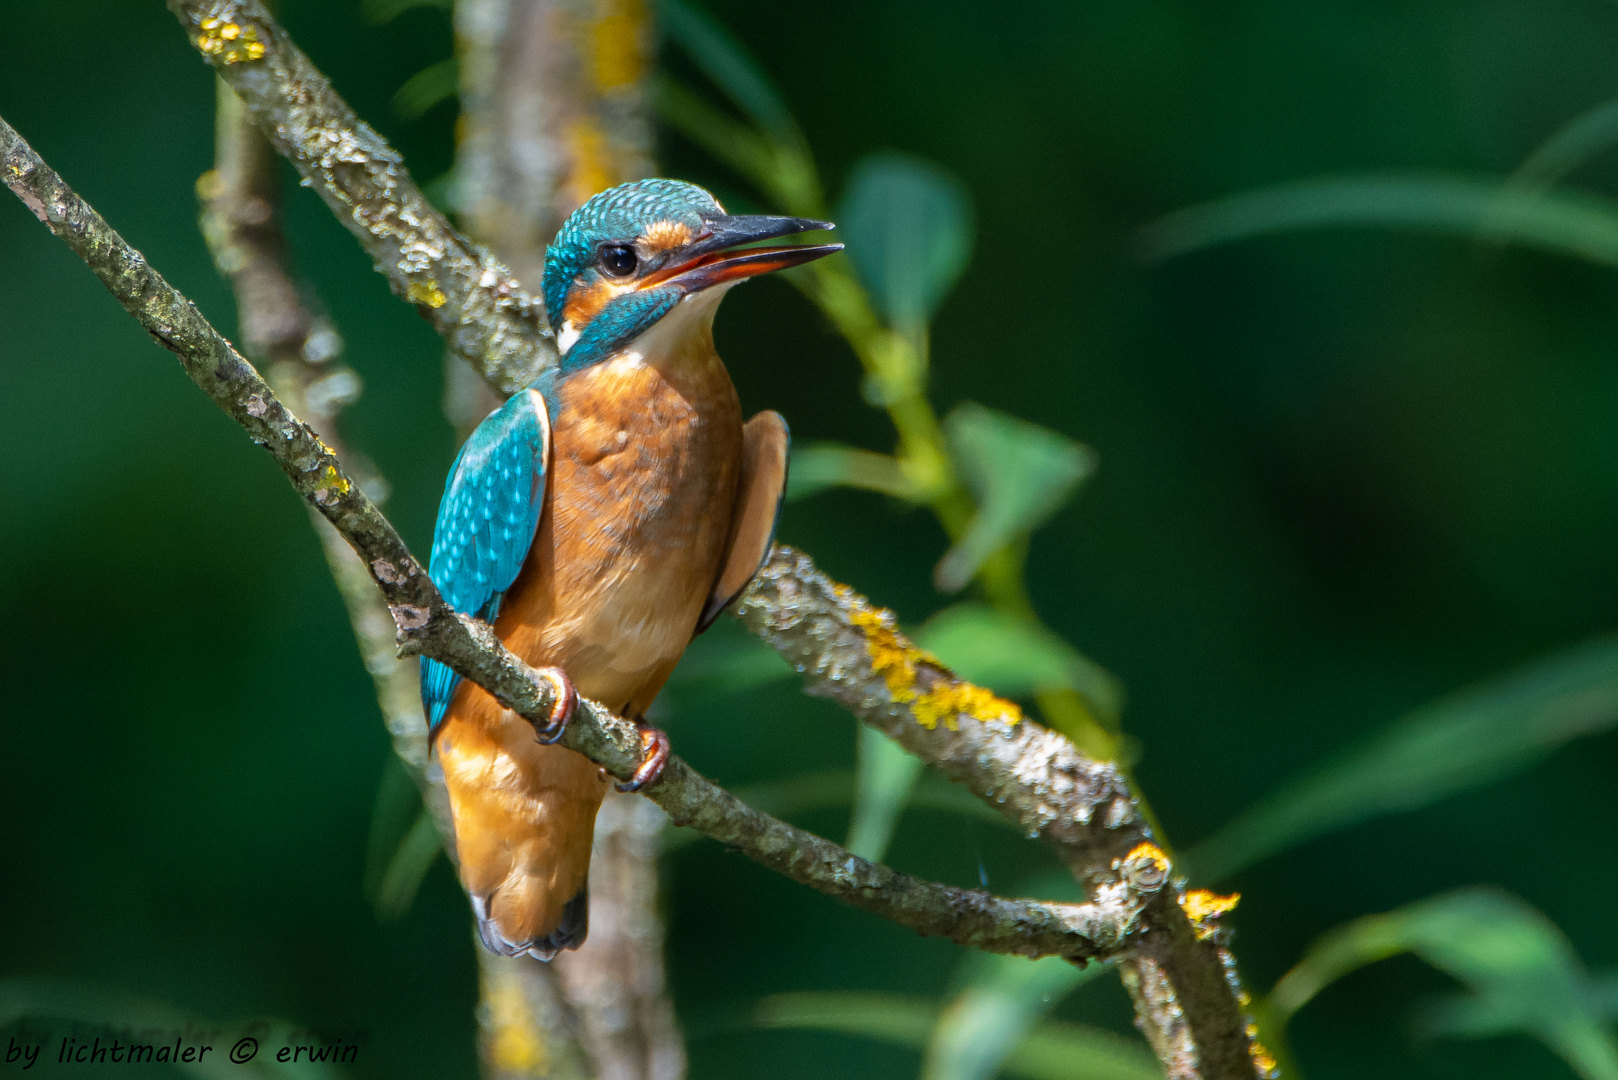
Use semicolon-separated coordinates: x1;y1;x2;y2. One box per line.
532;667;577;745
616;723;670;794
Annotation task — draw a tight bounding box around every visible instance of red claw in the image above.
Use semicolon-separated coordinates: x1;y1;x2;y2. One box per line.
533;667;577;745
616;725;670;793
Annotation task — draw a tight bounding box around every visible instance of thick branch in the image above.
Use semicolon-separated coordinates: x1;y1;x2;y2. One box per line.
0;116;1146;966
732;552;1262;1079
166;0;556;394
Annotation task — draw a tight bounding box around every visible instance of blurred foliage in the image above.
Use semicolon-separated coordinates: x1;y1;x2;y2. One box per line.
6;0;1618;1078
1256;888;1618;1080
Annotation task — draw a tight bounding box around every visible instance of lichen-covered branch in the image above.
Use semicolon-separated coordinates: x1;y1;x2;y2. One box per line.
455;0;655;292
0;116;1150;967
732;551;1265;1079
198;77;456;844
165;0;556;395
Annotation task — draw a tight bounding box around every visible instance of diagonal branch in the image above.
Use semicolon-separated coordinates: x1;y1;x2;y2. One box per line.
197;75;453;840
165;0;556;395
0;115;1149;968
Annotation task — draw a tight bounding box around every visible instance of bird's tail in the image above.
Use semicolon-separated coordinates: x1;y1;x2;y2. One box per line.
436;704;609;961
472;879;589;961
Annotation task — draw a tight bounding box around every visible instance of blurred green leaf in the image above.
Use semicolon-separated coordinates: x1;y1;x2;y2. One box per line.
363;754;420;903
838;153;974;333
0;979;350;1078
392;58;458;121
1138;173;1618;268
753;992;1160;1080
658;0;798;144
935;403;1097;593
662;623;794;703
786;442;916;501
1268;888;1618;1080
922;871;1100;1080
845;726;924;862
917;602;1123;727
360;0;449;25
373;809;442;923
1186;634;1618;880
1509;96;1618;194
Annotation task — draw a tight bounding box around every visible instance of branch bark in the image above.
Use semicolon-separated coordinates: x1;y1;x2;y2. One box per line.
735;551;1262;1079
197;75;456;842
0;115;1150;969
166;0;556;395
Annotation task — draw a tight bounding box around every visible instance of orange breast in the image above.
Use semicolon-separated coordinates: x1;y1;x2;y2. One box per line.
498;320;744;713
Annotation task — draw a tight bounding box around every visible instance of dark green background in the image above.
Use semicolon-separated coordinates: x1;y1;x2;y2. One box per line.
4;0;1618;1077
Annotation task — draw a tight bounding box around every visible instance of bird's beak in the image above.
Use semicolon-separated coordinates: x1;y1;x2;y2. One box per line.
641;214;842;294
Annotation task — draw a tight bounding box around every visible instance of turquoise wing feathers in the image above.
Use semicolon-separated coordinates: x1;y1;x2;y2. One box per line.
420;387;553;733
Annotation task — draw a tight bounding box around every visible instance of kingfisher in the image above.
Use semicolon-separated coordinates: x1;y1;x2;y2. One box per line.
419;179;839;960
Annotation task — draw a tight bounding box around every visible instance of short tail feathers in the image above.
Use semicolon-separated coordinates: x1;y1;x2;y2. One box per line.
471;880;590;962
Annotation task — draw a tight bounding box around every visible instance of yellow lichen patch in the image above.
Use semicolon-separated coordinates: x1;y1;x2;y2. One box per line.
1246;1023;1280;1077
564;121;614;214
848;603;1019;729
313;465;350;499
1180;888;1240;940
591;0;648;91
407;279;447;309
196;16;265;64
1125;841;1170;875
912;680;1021;731
485;974;548;1075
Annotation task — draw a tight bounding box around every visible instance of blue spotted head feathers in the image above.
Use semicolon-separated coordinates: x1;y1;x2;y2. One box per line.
542;179;721;333
540;179;841;373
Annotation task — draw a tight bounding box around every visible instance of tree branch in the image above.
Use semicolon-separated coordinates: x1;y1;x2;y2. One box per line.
733;551;1262;1079
165;0;557;395
0;115;1150;967
197;75;457;842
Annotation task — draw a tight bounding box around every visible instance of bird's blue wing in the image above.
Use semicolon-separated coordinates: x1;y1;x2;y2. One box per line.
420;387;552;734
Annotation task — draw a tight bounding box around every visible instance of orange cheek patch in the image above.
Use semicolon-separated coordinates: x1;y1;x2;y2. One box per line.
562;277;634;328
641;219;694;254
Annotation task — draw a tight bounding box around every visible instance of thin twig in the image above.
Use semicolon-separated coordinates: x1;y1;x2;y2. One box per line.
166;0;556;395
0;115;1150;967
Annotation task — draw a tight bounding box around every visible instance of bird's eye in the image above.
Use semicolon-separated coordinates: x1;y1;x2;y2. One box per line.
600;245;638;277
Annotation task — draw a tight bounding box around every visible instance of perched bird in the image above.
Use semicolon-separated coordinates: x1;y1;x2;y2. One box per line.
420;179;840;960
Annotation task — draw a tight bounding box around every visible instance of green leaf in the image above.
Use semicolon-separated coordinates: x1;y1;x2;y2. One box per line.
373;808;443;923
837;152;974;333
0;978;351;1078
935;403;1097;593
661;622;795;703
1510;96;1618;194
658;0;799;144
362;755;421;903
844;726;924;862
917;602;1124;727
752;992;1161;1080
1268;888;1618;1080
920;871;1104;1080
1137;172;1618;268
1186;634;1618;880
393;57;459;121
786;442;916;501
360;0;449;26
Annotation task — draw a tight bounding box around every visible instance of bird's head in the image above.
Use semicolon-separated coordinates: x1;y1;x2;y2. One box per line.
542;179;839;371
